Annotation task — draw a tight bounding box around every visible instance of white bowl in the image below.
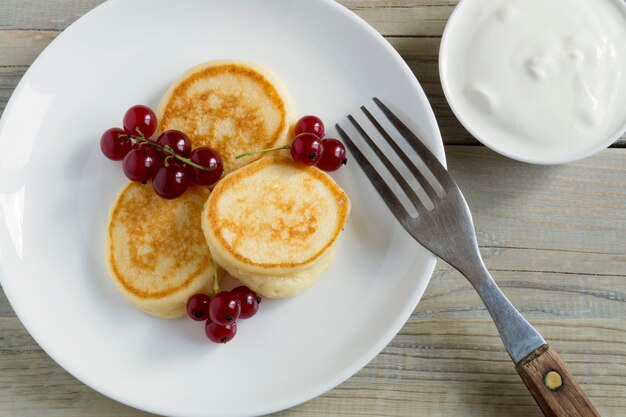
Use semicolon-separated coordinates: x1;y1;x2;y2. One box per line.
439;0;626;165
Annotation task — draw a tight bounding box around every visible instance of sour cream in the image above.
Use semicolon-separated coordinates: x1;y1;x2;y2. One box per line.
440;0;626;164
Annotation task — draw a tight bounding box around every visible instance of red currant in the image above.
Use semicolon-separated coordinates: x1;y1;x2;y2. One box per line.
291;133;324;166
231;286;260;319
156;130;192;157
152;161;190;199
100;127;133;160
205;319;237;343
186;294;211;321
294;115;325;139
189;147;223;186
123;105;157;138
123;146;163;182
316;139;347;172
209;291;241;325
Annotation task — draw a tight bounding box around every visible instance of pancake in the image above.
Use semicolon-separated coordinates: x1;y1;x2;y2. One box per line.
105;182;215;318
202;156;350;297
231;247;337;298
156;60;296;175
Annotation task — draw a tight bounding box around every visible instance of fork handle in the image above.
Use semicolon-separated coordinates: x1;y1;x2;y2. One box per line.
516;344;601;417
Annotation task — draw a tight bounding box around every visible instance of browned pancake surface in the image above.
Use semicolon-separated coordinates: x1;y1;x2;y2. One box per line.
206;157;350;270
158;63;289;173
108;183;211;299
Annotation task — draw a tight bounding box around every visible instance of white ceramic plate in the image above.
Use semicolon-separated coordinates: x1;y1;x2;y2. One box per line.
0;1;443;416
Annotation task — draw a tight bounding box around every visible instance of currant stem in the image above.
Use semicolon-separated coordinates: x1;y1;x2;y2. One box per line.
211;259;219;295
132;135;216;171
235;144;290;159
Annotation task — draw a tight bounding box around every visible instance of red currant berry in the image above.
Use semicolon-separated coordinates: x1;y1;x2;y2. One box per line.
294;115;325;139
291;133;324;166
186;294;211;321
156;130;192;157
152;161;190;199
123;105;157;138
231;286;260;319
123;146;163;182
205;320;237;344
100;127;133;160
189;147;223;186
209;291;241;325
316;139;347;172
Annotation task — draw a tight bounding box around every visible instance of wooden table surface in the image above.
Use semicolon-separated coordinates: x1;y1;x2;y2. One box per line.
1;1;625;416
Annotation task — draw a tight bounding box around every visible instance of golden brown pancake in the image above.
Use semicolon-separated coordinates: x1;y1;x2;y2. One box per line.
201;157;350;297
105;182;215;318
157;60;295;175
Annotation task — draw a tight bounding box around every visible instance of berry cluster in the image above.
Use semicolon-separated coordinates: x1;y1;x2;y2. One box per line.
186;278;260;344
100;105;223;199
236;115;347;172
293;115;347;171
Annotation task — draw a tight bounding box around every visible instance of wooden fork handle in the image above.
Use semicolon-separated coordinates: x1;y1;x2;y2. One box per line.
516;344;600;417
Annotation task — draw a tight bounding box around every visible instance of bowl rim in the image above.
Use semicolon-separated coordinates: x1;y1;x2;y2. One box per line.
439;0;626;165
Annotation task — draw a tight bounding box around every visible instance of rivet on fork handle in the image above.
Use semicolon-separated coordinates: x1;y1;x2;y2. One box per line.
516;345;601;417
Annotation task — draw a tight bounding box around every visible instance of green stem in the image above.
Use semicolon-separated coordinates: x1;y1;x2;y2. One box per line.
211;260;219;295
235;144;290;159
133;136;216;171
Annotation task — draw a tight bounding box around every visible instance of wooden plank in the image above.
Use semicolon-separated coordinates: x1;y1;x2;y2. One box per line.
344;0;459;6
0;65;26;113
351;5;453;36
1;315;623;416
449;147;626;254
0;0;105;30
0;286;13;317
0;30;57;66
281;319;626;417
419;268;625;321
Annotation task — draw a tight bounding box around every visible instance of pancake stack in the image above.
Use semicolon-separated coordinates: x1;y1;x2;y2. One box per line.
105;61;350;317
201;157;350;298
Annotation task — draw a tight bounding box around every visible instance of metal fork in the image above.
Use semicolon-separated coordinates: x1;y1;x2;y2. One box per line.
337;98;600;417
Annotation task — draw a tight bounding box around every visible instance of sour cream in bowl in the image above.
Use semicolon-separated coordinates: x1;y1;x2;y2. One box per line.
439;0;626;164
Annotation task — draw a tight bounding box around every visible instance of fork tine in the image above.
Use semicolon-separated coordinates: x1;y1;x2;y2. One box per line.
360;105;440;201
347;114;427;212
335;123;410;220
373;97;453;187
